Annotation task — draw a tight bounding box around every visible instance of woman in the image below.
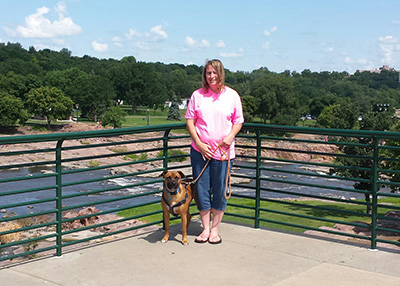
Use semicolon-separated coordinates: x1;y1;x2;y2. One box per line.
185;59;244;244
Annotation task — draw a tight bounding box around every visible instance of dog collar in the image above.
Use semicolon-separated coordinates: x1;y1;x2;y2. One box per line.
165;186;180;196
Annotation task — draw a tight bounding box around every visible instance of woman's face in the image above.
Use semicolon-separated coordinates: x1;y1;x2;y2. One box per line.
205;64;219;92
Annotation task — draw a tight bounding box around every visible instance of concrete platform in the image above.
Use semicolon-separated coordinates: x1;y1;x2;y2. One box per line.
1;220;400;286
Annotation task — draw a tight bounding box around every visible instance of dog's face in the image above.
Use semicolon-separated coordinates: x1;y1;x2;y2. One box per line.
160;171;185;192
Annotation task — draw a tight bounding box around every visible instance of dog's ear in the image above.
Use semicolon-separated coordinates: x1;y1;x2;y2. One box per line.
178;171;185;178
160;171;168;177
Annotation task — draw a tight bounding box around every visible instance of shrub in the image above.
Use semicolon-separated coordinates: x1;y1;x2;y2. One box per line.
157;149;187;162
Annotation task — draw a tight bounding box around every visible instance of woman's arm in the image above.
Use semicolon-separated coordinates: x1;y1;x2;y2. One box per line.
222;123;243;147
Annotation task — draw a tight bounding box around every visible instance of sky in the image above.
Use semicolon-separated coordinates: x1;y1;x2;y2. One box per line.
0;0;399;74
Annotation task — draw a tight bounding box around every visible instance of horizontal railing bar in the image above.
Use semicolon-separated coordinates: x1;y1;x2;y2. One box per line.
0;160;56;170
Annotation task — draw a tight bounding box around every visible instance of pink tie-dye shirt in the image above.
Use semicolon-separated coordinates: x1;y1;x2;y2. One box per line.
185;86;244;160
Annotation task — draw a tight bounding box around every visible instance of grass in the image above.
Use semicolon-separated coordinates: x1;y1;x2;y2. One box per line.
117;197;400;234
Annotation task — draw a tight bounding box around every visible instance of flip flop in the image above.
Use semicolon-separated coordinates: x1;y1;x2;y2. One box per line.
208;235;222;244
194;234;209;243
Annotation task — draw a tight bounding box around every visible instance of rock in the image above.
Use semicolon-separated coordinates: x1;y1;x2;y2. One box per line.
62;207;100;230
0;222;22;244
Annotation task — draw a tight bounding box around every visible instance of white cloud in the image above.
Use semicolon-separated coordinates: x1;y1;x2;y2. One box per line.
262;42;270;49
264;26;277;36
112;36;123;42
356;58;367;64
150;25;167;40
92;41;108;52
184;36;210;49
378;35;399;64
125;28;141;39
135;41;151;51
200;39;210;47
325;47;334;52
55;2;67;14
216;40;225;48
220;51;244;58
12;4;82;38
185;36;196;47
112;36;123;47
344;56;352;64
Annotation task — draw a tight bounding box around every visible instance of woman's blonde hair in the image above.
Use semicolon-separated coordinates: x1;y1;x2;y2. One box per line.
202;59;225;93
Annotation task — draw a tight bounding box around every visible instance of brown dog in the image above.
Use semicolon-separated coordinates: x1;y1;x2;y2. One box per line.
160;170;196;245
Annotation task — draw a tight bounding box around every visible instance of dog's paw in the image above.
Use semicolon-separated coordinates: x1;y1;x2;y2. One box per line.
182;240;189;246
161;238;168;243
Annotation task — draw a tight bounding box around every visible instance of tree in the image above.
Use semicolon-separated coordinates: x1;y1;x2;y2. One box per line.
250;73;300;125
101;106;126;129
0;92;29;126
26;86;74;129
241;95;259;123
317;100;358;129
329;110;394;214
109;62;168;115
167;101;181;121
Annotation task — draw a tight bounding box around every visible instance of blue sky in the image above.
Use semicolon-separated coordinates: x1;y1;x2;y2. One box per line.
1;0;399;73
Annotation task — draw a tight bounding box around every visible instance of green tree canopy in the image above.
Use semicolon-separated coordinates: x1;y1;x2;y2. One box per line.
26;86;74;129
101;106;127;129
0;92;29;127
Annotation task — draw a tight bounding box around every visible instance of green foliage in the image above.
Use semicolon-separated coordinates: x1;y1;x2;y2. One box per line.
241;95;259;122
317;100;358;129
88;160;100;167
1;41;400;130
167;101;181;121
25;86;74;129
101;106;127;128
124;152;148;161
157;149;187;162
0;92;29;126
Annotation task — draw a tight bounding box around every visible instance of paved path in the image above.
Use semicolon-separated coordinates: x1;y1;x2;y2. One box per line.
1;220;400;286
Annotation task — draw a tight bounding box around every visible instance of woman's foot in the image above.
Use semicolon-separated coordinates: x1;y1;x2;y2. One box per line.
208;234;222;244
194;231;209;243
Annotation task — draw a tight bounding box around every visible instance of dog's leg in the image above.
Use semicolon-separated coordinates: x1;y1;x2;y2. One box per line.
187;212;192;229
181;212;189;245
161;209;170;243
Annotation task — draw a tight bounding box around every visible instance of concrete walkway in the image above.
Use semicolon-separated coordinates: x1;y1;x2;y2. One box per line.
1;220;400;286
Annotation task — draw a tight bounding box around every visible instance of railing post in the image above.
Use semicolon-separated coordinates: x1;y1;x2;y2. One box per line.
370;136;379;250
255;130;261;229
161;129;171;231
162;129;171;170
55;139;64;256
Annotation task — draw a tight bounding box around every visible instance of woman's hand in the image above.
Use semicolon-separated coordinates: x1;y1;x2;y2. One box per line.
197;141;213;160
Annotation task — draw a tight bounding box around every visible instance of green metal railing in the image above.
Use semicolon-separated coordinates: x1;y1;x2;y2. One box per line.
1;123;400;264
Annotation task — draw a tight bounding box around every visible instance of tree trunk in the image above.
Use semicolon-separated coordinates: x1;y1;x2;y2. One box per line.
131;102;137;115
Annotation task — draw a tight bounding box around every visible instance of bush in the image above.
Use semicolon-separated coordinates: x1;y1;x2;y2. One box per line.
157;149;187;162
124;152;148;161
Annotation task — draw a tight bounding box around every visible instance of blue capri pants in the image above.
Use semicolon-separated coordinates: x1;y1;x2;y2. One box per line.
190;147;233;211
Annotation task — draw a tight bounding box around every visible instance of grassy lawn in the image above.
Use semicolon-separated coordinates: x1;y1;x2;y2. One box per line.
117;197;400;234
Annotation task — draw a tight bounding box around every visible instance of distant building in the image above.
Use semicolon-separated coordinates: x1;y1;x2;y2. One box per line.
356;65;399;74
165;99;188;110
